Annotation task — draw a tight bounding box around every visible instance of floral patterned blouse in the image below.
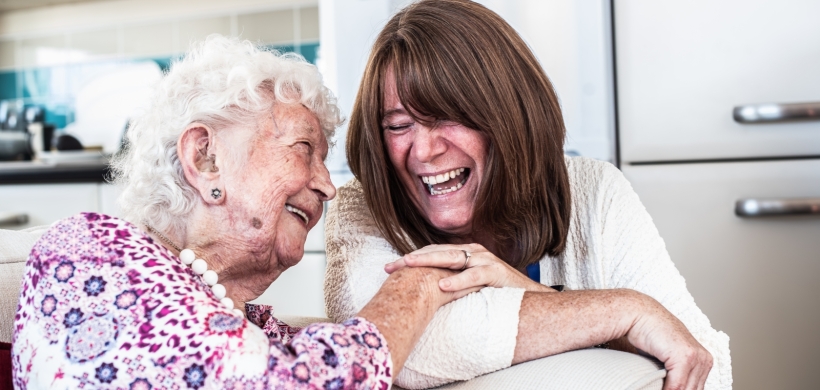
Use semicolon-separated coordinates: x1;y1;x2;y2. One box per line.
11;213;392;389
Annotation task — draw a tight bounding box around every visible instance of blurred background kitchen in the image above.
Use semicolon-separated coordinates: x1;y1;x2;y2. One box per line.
0;0;817;388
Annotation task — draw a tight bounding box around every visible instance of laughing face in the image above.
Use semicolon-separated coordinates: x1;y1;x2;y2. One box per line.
227;103;335;269
381;71;488;237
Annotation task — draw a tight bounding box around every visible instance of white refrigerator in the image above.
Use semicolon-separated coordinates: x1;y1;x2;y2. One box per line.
614;1;820;389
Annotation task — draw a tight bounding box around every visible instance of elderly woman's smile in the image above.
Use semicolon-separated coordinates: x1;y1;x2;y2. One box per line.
229;102;334;266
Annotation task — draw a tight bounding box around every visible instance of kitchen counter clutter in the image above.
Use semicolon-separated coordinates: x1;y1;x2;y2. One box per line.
0;159;111;185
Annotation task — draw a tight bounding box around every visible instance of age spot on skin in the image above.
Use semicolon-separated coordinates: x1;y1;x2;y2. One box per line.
252;218;263;229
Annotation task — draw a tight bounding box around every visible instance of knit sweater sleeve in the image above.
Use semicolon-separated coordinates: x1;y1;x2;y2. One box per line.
324;180;525;389
594;161;733;389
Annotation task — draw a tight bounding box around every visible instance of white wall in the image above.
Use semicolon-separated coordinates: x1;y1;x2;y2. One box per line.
0;0;317;38
0;0;320;70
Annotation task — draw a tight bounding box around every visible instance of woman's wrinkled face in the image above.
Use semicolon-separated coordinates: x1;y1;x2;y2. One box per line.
227;103;335;269
381;71;488;237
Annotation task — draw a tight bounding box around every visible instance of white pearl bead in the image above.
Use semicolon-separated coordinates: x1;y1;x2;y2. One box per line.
191;259;208;275
221;297;234;310
202;270;218;286
211;284;226;299
179;249;196;265
233;308;244;317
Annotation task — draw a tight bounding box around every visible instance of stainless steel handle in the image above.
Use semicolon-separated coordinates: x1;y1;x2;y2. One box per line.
735;198;820;217
733;102;820;123
0;212;29;227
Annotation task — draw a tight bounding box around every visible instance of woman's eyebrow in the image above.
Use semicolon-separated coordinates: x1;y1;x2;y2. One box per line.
382;108;409;120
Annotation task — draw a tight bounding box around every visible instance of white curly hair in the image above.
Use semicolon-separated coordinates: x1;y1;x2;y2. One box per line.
111;35;342;237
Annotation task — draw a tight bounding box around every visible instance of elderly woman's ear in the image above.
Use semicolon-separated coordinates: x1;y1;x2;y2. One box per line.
177;122;226;205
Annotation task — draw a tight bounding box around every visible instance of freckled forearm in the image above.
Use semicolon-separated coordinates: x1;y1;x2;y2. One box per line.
512;289;642;364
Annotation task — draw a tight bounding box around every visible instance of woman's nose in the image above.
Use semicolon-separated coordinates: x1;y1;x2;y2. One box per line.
411;125;446;163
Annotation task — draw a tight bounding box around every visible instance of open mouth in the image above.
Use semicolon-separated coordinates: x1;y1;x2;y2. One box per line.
420;168;470;196
285;204;309;225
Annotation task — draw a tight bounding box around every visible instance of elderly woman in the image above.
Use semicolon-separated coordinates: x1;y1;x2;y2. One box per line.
11;36;479;389
325;0;731;389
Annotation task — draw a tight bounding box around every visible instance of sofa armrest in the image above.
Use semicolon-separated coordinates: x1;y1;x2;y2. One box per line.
400;349;666;390
0;226;48;343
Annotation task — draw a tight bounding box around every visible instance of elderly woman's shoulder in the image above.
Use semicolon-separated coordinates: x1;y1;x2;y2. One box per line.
45;212;133;234
31;212;144;264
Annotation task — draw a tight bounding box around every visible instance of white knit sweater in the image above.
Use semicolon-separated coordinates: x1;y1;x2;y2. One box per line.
324;156;732;389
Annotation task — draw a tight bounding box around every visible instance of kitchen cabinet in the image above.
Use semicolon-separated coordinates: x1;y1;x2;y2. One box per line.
0;183;102;229
616;0;820;163
622;160;820;390
616;1;820;388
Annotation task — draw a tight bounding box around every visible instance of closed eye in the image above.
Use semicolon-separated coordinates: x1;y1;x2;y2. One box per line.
295;141;313;154
383;123;412;132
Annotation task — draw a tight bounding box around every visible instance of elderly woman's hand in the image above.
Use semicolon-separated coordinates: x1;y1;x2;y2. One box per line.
384;244;555;293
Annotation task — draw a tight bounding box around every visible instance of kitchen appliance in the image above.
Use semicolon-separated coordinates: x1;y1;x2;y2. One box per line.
0;131;29;161
614;1;820;389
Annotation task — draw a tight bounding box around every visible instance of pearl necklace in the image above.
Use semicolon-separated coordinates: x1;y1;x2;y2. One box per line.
145;224;243;317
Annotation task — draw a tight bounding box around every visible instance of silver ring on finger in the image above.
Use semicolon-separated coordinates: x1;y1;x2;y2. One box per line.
461;250;471;270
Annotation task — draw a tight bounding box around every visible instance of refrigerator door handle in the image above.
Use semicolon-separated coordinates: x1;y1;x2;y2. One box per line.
735;198;820;217
0;212;29;227
733;102;820;123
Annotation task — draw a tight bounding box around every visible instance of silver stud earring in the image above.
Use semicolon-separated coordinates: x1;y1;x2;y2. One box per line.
211;188;222;199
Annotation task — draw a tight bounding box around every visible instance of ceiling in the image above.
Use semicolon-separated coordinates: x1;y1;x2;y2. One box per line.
0;0;112;12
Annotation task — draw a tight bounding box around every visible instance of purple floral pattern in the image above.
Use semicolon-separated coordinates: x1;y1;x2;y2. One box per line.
12;213;392;389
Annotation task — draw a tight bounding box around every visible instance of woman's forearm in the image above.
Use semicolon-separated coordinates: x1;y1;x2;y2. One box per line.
512;289;645;364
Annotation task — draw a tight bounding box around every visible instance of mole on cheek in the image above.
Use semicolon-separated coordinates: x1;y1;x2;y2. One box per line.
252;218;263;229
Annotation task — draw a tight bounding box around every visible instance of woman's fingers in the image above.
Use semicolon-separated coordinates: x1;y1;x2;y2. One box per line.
438;267;494;291
663;362;694;390
385;249;475;273
659;342;712;390
384;257;407;273
383;243;552;292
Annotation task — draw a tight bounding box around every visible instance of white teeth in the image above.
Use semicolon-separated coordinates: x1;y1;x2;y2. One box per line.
285;204;309;224
422;168;466;185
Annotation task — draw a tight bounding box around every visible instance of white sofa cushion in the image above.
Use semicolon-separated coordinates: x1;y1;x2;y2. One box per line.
0;226;47;343
425;349;665;390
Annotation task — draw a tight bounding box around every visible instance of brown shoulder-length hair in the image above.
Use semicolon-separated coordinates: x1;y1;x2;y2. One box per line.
347;0;571;270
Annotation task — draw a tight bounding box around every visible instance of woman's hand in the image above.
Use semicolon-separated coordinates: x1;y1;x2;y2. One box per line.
626;292;714;390
384;243;555;293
